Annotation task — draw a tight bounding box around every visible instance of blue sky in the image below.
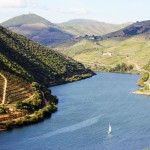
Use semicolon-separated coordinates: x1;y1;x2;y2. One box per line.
0;0;149;24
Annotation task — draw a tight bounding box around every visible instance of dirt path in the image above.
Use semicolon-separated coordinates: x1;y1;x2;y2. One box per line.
0;73;7;105
133;63;150;74
41;91;49;106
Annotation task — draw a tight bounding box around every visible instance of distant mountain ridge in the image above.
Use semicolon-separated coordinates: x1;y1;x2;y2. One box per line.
1;14;73;46
63;19;105;25
0;14;133;46
58;19;132;36
103;20;150;38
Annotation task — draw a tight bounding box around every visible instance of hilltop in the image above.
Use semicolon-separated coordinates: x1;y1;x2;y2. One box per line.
58;19;131;36
0;26;94;130
1;14;132;46
103;20;150;38
1;14;73;46
1;13;55;28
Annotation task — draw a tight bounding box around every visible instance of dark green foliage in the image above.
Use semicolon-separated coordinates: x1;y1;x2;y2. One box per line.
16;82;43;111
5;121;13;129
109;63;134;73
16;101;42;111
4;105;57;129
15;81;58;111
0;26;94;86
138;62;150;88
138;72;149;86
0;106;7;114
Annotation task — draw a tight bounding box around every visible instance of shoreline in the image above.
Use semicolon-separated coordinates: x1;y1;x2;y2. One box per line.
0;72;95;132
132;90;150;96
1;71;149;132
108;70;150;97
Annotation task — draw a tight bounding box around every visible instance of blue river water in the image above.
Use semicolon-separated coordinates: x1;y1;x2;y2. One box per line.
0;73;150;150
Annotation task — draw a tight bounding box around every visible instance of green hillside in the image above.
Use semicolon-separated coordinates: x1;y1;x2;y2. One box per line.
59;34;150;72
58;19;131;36
0;26;94;130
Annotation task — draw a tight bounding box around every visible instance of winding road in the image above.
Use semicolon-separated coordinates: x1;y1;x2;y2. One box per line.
0;73;7;104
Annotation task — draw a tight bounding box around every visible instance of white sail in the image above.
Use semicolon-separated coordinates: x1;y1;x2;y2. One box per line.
108;124;112;134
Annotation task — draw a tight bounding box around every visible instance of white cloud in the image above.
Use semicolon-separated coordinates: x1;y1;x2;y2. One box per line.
49;8;89;15
0;0;27;8
63;8;89;14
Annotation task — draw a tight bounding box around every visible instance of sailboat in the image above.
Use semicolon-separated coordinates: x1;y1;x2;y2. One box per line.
108;124;112;134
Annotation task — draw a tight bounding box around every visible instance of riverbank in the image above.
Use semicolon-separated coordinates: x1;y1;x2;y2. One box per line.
1;69;149;131
0;104;57;130
133;72;150;96
107;70;150;96
0;82;58;131
133;84;150;96
132;90;150;96
48;72;96;87
0;72;95;131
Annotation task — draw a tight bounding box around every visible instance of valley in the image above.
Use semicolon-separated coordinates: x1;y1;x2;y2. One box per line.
54;20;150;95
1;0;150;149
0;13;150;131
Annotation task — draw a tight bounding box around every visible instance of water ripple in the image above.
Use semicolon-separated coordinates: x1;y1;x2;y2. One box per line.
30;114;103;141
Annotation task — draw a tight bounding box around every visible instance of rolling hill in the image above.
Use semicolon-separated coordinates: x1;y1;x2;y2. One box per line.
1;15;132;46
0;26;94;130
58;19;131;36
55;20;150;72
103;20;150;38
1;14;73;46
56;34;150;72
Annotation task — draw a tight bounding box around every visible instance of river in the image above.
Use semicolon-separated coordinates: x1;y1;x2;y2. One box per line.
0;73;150;150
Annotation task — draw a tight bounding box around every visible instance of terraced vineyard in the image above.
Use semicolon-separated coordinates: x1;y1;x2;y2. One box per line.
2;72;33;104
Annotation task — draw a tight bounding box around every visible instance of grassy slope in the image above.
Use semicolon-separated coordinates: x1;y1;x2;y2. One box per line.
144;61;150;72
58;22;130;36
0;26;94;130
61;35;150;70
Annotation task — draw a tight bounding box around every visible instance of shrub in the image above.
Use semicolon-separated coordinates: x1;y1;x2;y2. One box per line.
0;106;7;114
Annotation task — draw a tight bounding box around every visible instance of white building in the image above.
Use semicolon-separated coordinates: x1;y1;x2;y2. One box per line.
102;52;112;56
